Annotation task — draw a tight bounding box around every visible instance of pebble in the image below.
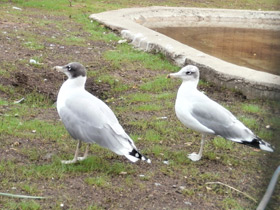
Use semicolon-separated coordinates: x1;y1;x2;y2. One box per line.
163;160;169;165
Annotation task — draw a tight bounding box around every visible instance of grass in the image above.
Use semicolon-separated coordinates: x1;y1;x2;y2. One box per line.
84;176;111;188
104;44;179;71
0;0;279;209
241;103;262;114
213;137;234;151
126;93;152;103
4;200;41;210
140;75;179;92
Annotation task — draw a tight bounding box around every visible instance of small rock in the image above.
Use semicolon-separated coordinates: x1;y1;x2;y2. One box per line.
119;171;127;175
12;6;22;10
14;97;25;104
43;153;54;160
184;201;192;206
118;39;127;44
12;141;20;147
163;160;169;165
29;59;38;64
156;116;168;120
179;186;186;190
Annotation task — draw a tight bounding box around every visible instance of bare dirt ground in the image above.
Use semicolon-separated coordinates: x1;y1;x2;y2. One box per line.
0;2;279;210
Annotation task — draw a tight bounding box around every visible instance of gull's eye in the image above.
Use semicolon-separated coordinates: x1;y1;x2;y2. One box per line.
66;66;71;71
186;71;192;75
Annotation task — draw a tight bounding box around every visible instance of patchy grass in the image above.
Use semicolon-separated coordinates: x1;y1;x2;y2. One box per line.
0;0;279;210
140;75;179;92
241;103;262;114
104;44;179;71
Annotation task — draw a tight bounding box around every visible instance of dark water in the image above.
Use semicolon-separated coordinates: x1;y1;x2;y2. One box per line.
153;27;280;75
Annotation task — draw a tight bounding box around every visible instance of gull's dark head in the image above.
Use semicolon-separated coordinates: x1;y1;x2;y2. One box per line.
53;62;86;79
167;65;199;82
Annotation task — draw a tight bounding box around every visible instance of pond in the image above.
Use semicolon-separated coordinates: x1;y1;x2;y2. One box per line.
152;27;280;76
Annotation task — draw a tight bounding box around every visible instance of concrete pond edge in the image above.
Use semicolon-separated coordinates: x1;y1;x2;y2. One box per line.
90;7;280;100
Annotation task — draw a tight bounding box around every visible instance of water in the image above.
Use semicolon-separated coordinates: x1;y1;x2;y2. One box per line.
152;27;280;75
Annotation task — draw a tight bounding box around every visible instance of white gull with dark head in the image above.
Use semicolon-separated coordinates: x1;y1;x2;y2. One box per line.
54;62;150;164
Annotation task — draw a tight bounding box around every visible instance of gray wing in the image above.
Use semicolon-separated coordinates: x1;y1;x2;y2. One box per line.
59;92;136;155
191;95;253;142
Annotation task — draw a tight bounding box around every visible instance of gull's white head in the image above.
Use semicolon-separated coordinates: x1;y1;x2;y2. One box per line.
167;65;199;82
53;62;86;79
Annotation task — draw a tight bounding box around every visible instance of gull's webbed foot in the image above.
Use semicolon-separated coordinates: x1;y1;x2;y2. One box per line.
188;152;202;161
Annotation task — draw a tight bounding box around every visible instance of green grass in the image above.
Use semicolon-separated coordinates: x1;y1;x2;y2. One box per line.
241;104;262;114
0;115;65;140
126;92;152;103
104;44;179;71
132;103;163;112
23;40;45;50
213;137;234;151
95;74;130;93
64;35;87;46
86;204;105;210
84;176;111;188
0;84;16;96
140;75;179;92
4;200;41;210
238;116;259;130
144;129;162;142
221;197;246;210
0;0;279;209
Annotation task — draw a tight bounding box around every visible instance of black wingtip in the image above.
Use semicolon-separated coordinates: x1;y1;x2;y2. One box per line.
129;149;151;163
240;137;274;152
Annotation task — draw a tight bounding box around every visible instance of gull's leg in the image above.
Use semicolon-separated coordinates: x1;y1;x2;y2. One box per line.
61;140;81;164
77;143;90;161
188;134;206;161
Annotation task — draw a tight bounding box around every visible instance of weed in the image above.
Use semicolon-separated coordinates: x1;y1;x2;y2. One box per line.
221;197;246;210
238;116;258;130
84;176;111;188
20;183;39;195
241;104;262;114
140;75;178;92
64;35;87;46
0;84;15;96
132;103;163;112
127;92;152;103
86;204;105;210
144;129;162;142
0;98;9;105
4;200;41;210
23;40;44;50
104;44;178;71
182;188;196;196
213;137;234;150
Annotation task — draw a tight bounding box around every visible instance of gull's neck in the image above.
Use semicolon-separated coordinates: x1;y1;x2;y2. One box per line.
63;76;86;89
181;79;198;90
177;79;199;97
57;76;87;113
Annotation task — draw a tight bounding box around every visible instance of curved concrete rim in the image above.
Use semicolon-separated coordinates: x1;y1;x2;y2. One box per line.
90;7;280;99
